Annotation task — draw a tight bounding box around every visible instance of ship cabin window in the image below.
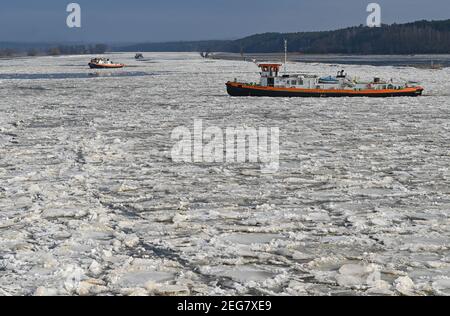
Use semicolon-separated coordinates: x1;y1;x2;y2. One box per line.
260;65;280;78
291;80;297;86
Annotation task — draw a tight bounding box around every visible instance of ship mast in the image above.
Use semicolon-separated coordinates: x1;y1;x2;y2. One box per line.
284;39;288;74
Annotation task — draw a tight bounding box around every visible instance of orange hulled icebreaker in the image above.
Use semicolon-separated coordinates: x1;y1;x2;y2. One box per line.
89;58;125;69
226;63;424;98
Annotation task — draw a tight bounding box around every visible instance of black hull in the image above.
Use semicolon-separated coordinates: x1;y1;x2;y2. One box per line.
227;84;423;98
89;63;104;69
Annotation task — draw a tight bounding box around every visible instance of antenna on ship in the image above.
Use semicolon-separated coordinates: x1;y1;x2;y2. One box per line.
284;39;288;74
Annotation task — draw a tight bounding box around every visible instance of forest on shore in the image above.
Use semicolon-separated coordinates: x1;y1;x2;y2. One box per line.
0;44;108;58
121;19;450;55
2;19;450;57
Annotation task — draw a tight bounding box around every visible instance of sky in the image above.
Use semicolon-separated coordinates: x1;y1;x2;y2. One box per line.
1;0;449;43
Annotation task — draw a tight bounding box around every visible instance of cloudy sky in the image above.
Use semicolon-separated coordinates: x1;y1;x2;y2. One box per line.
1;0;449;43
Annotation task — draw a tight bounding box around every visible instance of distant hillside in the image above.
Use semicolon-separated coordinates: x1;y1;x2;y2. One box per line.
120;19;450;54
118;40;236;53
0;43;109;57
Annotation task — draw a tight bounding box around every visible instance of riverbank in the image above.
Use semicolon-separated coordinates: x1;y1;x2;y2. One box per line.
210;52;450;68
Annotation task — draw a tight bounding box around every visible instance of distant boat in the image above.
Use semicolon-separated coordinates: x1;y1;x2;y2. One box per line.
88;58;125;69
135;53;144;60
413;61;443;70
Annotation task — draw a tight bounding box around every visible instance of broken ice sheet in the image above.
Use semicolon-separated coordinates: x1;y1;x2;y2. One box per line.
0;53;449;295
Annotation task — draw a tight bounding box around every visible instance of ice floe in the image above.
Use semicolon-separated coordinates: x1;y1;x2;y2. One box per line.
0;53;449;296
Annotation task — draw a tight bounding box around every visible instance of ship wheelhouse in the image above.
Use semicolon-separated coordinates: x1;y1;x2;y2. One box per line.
258;64;282;87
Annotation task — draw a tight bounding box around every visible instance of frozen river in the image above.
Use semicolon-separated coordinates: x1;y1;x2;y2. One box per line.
0;53;449;296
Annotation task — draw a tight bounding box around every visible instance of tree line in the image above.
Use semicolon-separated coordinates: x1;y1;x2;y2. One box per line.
120;19;450;55
0;44;108;57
